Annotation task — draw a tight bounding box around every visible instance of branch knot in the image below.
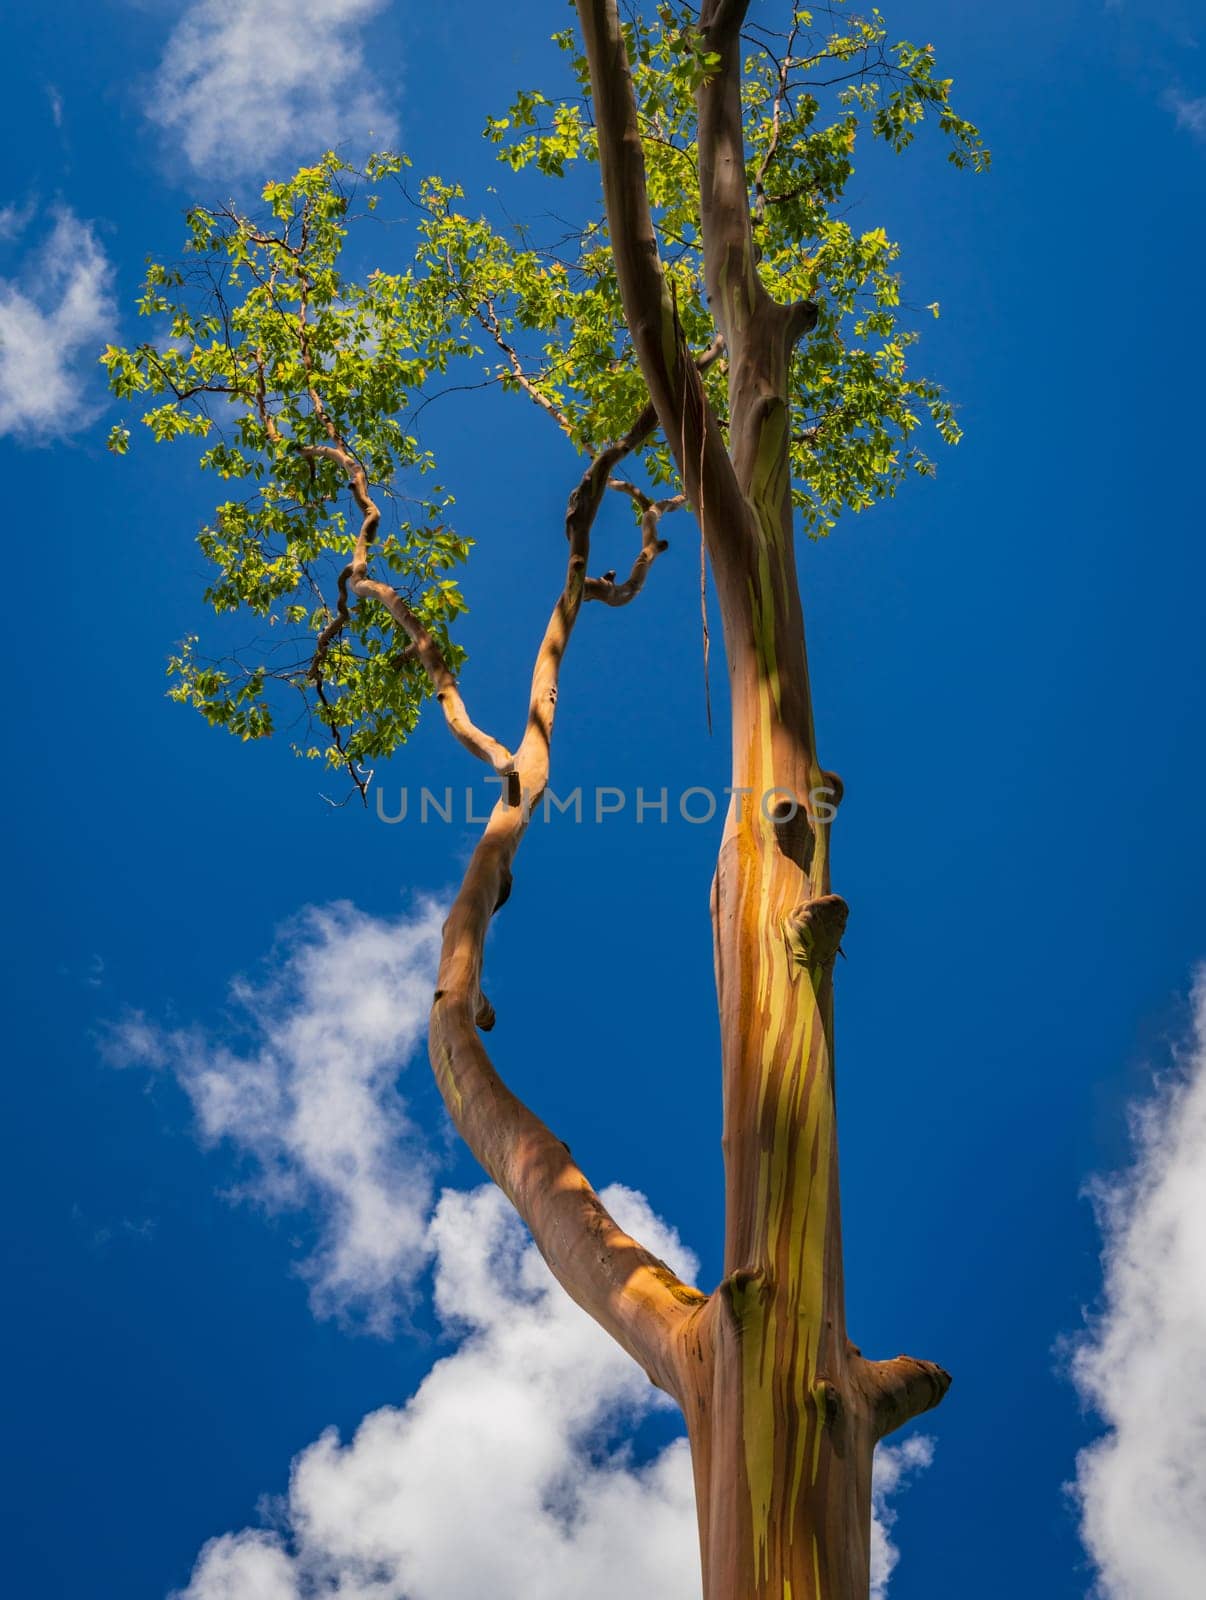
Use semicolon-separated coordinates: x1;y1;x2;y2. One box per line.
783;894;849;968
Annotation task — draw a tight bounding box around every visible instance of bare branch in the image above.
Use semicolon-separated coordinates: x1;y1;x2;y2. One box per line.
578;335;722;607
312;677;372;806
323;442;516;781
751;11;801;224
478;299;574;435
586;480;684;607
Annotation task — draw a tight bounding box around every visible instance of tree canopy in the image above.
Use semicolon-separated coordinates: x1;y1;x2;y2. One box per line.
102;1;985;791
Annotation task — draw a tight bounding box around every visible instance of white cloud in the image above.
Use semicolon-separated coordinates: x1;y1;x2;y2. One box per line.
1070;967;1206;1599
110;901;933;1594
176;1180;929;1600
0;207;116;441
107;900;444;1333
146;0;400;180
176;1182;699;1600
1165;89;1206;141
870;1435;935;1600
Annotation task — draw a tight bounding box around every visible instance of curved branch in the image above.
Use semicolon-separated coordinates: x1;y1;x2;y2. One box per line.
585;481;684;607
293;289;514;772
429;435;706;1398
258;327;717;783
299;439;517;781
250;356;515;783
477;298;574;436
577;337;722;609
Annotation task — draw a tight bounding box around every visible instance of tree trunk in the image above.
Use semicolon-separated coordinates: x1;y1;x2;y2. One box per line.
662;316;948;1593
675;401;876;1594
563;8;951;1589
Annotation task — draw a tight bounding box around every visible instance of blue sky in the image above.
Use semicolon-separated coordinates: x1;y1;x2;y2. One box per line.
2;2;1205;1597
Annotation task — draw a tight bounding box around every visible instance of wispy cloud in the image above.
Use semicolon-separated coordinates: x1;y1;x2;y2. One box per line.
0;201;35;242
1070;967;1206;1599
105;900;443;1334
145;0;400;180
72;1202;158;1253
1164;88;1206;141
0;207;116;441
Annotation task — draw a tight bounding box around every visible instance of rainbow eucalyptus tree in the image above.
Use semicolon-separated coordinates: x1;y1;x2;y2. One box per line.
105;4;985;1593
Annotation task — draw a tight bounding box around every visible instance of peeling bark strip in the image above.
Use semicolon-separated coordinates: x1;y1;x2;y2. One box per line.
418;3;950;1595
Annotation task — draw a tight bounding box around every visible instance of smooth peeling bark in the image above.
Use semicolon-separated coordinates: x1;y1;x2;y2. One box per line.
573;2;951;1594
